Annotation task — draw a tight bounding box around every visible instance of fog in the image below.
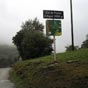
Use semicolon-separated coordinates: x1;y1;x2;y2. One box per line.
0;0;88;52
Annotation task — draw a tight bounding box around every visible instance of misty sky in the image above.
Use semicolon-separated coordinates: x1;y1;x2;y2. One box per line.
0;0;88;52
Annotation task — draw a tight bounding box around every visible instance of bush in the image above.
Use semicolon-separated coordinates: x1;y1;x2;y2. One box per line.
13;18;53;60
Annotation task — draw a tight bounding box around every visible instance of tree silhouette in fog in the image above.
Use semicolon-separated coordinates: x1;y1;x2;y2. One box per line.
13;18;53;60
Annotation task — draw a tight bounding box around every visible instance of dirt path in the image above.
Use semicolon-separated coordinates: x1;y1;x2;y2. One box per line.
0;68;15;88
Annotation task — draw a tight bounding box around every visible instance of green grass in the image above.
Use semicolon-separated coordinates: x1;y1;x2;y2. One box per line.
10;48;88;88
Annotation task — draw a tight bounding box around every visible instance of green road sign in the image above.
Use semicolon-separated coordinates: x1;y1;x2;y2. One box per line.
46;20;62;36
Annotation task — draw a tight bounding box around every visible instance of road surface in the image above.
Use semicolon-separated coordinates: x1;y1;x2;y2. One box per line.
0;68;15;88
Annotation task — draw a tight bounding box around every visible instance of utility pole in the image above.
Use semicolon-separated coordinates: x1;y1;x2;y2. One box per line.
70;0;74;51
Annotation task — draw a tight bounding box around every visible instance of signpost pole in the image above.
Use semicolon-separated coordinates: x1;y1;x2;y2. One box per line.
53;35;56;61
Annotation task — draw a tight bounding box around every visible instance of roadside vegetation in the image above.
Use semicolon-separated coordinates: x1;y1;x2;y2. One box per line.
10;17;88;87
10;48;88;88
12;18;53;60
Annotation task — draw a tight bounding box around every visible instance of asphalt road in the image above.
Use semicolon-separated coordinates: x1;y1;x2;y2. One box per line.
0;68;15;88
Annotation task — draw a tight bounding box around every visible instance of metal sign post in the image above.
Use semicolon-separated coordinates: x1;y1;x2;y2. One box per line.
53;35;56;61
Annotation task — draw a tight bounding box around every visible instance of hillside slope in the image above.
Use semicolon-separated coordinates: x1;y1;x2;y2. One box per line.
10;49;88;88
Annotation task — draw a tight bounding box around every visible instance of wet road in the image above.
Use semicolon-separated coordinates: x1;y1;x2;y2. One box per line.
0;68;15;88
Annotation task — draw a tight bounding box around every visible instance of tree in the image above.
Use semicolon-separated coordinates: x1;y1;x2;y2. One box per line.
65;45;79;51
12;18;53;60
81;34;88;48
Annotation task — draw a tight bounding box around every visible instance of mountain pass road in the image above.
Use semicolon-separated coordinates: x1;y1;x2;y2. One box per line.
0;68;15;88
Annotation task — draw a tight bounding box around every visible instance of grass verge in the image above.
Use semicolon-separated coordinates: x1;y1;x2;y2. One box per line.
10;48;88;88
